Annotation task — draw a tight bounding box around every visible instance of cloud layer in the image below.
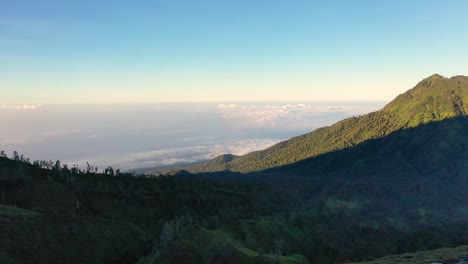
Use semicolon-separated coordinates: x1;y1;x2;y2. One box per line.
69;138;281;171
2;102;385;171
216;102;383;128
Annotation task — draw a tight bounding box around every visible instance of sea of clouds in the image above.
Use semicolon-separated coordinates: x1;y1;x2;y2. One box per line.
0;102;385;171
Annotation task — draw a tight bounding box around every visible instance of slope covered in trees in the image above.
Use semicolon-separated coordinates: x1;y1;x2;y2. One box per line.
1;74;468;263
0;156;310;264
4;116;468;264
186;74;468;173
3;113;468;263
191;116;468;262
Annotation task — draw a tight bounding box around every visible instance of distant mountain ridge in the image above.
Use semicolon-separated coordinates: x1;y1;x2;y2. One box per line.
184;74;468;173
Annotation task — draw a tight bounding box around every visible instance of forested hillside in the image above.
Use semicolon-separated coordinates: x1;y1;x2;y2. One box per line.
1;74;468;264
2;128;468;264
0;156;310;264
186;74;468;173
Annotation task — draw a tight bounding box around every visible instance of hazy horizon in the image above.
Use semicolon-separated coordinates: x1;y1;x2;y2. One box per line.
0;101;385;171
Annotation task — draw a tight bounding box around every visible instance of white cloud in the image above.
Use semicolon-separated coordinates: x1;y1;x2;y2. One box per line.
216;103;383;128
2;102;385;172
0;104;42;110
40;129;81;137
217;103;240;109
217;104;285;127
67;138;281;171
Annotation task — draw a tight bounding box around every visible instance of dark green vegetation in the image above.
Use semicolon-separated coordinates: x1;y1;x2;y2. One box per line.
350;245;468;264
1;74;468;263
0;156;309;264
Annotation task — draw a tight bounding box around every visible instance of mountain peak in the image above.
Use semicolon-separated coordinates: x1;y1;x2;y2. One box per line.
383;74;467;116
423;73;446;80
416;73;446;88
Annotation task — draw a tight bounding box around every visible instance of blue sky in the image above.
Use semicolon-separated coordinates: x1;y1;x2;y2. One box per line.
1;0;467;103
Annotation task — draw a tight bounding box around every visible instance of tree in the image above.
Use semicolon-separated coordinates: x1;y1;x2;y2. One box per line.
257;248;267;264
275;239;284;264
71;165;79;175
54;160;61;172
160;221;175;249
62;164;70;173
86;162;92;173
105;166;114;176
205;240;234;264
13;151;19;161
0;150;7;158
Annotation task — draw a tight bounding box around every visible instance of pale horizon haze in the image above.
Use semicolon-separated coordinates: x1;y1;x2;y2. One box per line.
0;101;385;170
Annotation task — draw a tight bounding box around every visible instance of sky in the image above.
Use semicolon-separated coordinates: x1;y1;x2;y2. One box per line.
2;0;467;104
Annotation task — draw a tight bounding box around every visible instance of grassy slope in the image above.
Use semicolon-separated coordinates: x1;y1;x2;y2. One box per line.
186;75;468;173
350;245;468;264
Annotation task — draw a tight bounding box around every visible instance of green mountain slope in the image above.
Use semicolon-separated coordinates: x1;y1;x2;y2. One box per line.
186;74;468;173
182;154;239;174
272;115;468;177
192;116;468;263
